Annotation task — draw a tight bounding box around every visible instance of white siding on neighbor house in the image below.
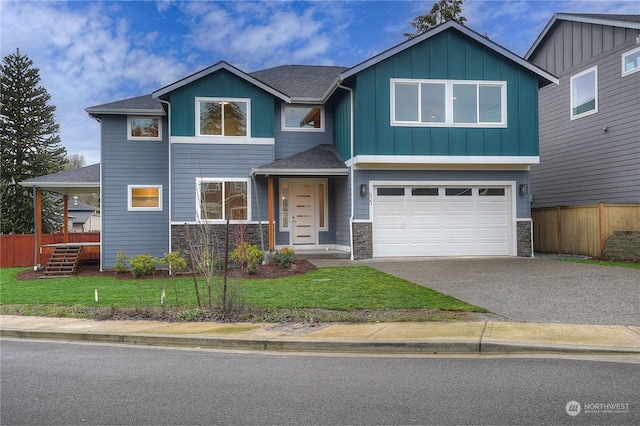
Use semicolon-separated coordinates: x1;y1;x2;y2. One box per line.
529;23;640;208
100;115;170;269
170;143;274;223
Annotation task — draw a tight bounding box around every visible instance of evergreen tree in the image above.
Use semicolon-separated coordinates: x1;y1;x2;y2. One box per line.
1;49;67;234
404;0;467;39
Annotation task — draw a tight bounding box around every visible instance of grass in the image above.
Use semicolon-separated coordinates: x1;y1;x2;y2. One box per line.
0;266;486;321
558;259;640;269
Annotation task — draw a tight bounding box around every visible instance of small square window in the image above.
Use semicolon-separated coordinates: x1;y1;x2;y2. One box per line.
128;185;162;211
128;116;161;140
622;46;640;76
282;105;324;131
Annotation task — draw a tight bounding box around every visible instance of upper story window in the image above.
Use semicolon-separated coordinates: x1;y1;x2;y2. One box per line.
128;116;161;140
197;98;250;137
391;79;507;128
570;66;598;120
128;185;162;211
282;105;324;131
196;178;249;222
622;46;640;77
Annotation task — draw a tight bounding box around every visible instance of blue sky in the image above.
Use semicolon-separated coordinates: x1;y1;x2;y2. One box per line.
1;0;638;165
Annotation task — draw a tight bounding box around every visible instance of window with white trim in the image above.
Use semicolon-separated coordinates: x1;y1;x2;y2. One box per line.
282;105;324;131
128;116;161;140
197;178;249;221
622;46;640;76
570;66;598;119
391;79;507;127
196;98;250;137
128;185;162;211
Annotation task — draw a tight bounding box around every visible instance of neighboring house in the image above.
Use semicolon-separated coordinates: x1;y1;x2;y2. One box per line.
67;199;100;232
525;14;640;207
85;21;556;270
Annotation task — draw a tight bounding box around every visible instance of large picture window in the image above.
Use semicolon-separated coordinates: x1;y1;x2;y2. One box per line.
570;67;598;119
391;79;506;127
128;185;162;211
128;116;161;140
197;98;249;137
197;178;249;221
282;105;324;131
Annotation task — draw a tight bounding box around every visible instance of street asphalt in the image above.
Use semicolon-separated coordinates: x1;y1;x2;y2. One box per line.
311;256;640;326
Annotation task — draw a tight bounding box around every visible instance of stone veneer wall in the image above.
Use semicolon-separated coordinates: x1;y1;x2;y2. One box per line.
171;224;269;261
352;222;372;260
517;220;533;257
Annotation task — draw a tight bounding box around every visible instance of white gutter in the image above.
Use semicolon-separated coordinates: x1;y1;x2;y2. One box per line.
158;99;172;257
337;83;355;260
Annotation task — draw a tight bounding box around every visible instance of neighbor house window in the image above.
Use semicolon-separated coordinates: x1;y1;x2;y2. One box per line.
128;185;162;211
197;98;249;137
570;67;598;119
282;105;324;131
622;46;640;76
128;116;161;140
391;79;507;127
197;178;249;221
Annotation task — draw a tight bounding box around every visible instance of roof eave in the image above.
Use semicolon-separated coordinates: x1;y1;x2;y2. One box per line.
84;107;165;116
251;168;349;176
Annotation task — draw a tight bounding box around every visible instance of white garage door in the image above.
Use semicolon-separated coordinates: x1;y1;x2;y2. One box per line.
373;185;512;257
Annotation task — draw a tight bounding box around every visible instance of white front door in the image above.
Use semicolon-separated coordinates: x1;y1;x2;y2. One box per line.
291;181;316;244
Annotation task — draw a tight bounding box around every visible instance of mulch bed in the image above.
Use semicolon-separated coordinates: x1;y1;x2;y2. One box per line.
16;259;317;281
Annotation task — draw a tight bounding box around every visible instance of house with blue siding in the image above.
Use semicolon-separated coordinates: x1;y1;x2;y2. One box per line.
86;21;557;269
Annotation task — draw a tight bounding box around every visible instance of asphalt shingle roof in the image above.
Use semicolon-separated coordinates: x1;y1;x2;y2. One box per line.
253;144;348;174
250;65;348;100
21;164;100;185
86;94;164;115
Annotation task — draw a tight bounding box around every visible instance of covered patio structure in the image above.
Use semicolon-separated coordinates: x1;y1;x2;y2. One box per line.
19;164;101;271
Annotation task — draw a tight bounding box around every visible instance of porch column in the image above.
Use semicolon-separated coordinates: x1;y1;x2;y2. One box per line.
268;175;274;251
63;194;69;243
36;188;43;267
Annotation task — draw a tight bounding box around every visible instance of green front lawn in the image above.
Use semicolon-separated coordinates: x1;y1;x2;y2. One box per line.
0;266;486;321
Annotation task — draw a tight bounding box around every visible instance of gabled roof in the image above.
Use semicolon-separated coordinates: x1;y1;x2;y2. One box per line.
249;65;348;103
85;94;165;116
340;20;558;86
526;13;640;59
152;60;291;102
251;144;348;176
19;164;100;195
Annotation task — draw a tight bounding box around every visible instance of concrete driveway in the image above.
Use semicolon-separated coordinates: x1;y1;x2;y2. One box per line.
311;257;640;326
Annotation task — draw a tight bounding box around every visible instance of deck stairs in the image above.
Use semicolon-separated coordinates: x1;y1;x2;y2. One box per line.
42;246;82;277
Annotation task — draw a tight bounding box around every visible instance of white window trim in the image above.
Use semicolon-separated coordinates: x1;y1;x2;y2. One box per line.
127;116;162;141
281;104;325;132
390;78;507;128
196;177;251;222
128;185;163;211
195;97;251;138
622;45;640;77
570;66;598;120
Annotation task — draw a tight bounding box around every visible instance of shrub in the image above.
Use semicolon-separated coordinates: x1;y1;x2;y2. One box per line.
231;242;263;272
113;250;128;274
159;252;187;275
129;253;158;278
272;247;296;268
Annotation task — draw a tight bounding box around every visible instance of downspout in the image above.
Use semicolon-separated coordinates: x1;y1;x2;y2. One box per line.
32;185;38;270
337;83;355;260
158;99;172;257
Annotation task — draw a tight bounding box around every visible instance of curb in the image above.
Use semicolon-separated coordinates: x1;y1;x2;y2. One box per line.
3;328;639;355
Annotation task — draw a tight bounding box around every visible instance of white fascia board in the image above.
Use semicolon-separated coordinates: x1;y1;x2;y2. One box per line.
251;168;349;176
341;21;558;86
152;61;291;102
84;108;164;116
349;155;539;167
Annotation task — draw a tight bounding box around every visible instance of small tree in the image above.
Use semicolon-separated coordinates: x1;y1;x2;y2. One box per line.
1;49;67;234
404;0;467;39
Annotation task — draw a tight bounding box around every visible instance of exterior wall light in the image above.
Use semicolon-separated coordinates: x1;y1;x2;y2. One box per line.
360;184;368;197
519;184;528;196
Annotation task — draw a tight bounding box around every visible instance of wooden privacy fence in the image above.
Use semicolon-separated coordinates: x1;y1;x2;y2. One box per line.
0;232;100;268
532;203;640;257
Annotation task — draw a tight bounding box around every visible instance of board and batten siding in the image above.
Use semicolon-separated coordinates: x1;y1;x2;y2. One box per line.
353;169;531;219
349;29;541;158
529;23;640;208
170;143;273;223
100;115;170;269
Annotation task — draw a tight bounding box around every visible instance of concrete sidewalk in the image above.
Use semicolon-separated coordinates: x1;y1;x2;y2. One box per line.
2;315;639;355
